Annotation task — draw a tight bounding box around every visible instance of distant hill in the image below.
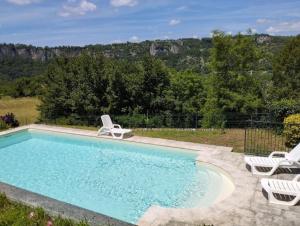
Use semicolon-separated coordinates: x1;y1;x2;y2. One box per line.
0;34;292;80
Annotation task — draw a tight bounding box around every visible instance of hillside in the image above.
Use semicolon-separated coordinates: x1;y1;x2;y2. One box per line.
0;34;292;81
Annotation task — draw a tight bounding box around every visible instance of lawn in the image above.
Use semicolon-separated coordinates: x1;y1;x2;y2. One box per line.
134;128;245;152
0;193;88;226
0;96;40;125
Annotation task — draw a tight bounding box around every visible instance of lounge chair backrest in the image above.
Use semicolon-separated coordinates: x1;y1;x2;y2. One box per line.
101;115;114;129
286;143;300;162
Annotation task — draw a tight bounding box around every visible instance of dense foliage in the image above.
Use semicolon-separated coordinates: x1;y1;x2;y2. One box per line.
0;113;19;129
0;57;47;81
37;34;299;127
39;54;174;125
202;32;264;127
284;114;300;148
1;34;299;127
1;113;19;127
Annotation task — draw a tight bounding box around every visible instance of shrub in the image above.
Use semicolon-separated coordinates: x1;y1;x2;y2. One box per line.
283;114;300;148
0;119;9;130
115;114;147;128
201;98;225;128
268;99;300;122
0;113;20;128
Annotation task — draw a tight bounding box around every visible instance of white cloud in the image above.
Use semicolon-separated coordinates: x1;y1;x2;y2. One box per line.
129;35;139;42
250;28;257;33
266;21;300;33
111;39;122;44
59;0;96;17
110;0;138;7
177;6;187;11
169;19;181;26
6;0;39;5
256;18;271;24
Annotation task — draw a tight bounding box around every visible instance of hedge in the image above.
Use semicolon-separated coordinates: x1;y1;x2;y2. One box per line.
283;114;300;148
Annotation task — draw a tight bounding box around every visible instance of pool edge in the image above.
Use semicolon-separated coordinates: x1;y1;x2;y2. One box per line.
0;124;233;154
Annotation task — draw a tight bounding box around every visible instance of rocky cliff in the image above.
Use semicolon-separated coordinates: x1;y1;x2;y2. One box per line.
0;35;290;80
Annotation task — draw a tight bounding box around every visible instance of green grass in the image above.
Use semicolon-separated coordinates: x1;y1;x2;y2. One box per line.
50;126;245;152
134;128;245;152
0;193;89;226
0;96;40;125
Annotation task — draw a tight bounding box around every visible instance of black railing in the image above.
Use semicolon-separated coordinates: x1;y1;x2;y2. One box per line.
244;121;300;156
43;112;270;129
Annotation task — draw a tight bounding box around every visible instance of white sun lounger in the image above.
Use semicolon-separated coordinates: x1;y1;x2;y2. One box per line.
98;115;132;139
261;175;300;206
244;143;300;175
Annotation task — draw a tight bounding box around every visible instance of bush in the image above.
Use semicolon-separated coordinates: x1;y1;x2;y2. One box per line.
201;98;225;128
283;114;300;148
115;114;147;128
0;119;9;130
268;99;300;122
0;113;20;128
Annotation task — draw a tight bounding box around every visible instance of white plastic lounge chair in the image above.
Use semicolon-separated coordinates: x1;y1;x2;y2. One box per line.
98;115;132;139
261;175;300;206
244;143;300;175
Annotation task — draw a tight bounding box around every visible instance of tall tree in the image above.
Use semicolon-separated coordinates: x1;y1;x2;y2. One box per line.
202;31;263;127
272;36;300;100
40;53;109;123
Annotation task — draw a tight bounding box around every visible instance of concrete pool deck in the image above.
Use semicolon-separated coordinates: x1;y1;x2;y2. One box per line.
0;124;299;226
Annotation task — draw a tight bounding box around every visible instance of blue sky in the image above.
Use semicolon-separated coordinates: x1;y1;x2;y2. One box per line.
0;0;300;47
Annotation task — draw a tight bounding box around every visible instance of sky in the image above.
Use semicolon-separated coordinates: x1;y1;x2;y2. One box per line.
0;0;300;47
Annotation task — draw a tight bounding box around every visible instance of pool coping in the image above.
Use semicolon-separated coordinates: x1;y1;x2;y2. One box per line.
0;124;233;153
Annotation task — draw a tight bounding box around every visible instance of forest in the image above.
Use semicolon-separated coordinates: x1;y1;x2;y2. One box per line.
1;33;299;128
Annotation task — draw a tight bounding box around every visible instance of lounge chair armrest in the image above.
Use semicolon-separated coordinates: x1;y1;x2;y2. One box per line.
113;124;122;129
293;175;300;182
269;151;287;158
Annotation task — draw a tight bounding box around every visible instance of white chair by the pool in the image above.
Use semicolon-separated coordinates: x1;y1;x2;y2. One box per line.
98;115;132;139
244;143;300;176
261;175;300;206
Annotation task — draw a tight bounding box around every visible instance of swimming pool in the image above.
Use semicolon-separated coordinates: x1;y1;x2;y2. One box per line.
0;129;233;224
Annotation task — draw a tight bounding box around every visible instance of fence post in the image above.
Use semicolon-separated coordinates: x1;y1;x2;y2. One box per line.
244;127;247;153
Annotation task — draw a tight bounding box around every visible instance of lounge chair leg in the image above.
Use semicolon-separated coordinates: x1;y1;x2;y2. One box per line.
98;127;105;135
252;164;279;176
112;132;123;139
252;166;273;176
268;192;300;206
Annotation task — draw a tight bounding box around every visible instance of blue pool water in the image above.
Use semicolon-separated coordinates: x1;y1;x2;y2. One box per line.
0;130;224;223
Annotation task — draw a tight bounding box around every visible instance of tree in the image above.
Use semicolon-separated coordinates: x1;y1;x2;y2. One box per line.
141;56;170;114
202;31;263;127
272;36;300;100
165;70;206;115
39;53;109;123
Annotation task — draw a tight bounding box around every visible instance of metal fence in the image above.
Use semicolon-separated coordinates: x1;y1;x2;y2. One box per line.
44;112;265;129
244;121;300;156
